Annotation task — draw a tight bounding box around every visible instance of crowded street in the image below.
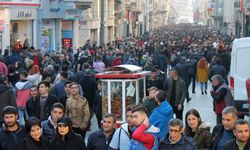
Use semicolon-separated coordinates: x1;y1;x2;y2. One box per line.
0;0;250;150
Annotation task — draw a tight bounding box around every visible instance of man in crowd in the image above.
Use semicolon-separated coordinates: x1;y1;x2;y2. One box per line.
42;102;65;141
65;82;90;139
142;86;158;116
210;75;234;124
87;113;116;150
38;81;59;121
60;81;72;108
54;71;68;98
109;106;134;150
0;75;16;125
26;85;40;118
15;70;32;125
149;90;173;140
164;68;186;120
224;119;250;149
0;106;26;150
159;118;197;149
130;105;160;150
211;106;238;150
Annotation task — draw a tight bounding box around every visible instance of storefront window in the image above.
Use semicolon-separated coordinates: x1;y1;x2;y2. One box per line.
41;28;53;52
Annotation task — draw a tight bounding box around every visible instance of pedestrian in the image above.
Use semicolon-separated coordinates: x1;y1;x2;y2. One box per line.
87;113;117;150
26;85;40;118
0;106;26;150
159;118;197;150
54;71;68;98
146;68;163;92
0;75;16;125
210;75;234;124
93;81;103;128
130;105;160;150
15;70;33;125
20;117;49;150
37;81;59;121
184;109;211;149
65;82;90;139
149;90;173;140
197;57;209;95
224;119;250;150
109;106;134;150
164;68;186;120
26;65;42;86
60;81;72;108
49;117;86;150
211;106;238;150
142;86;158;116
41;102;65;141
209;57;227;83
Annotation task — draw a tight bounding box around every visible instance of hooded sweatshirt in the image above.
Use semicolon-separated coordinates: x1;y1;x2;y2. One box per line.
149;100;174;139
15;80;32;108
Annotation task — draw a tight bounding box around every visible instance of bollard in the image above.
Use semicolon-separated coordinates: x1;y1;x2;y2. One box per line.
246;78;250;124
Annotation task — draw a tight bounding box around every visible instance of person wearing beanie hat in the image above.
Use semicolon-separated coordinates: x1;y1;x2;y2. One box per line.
0;106;26;150
49;117;86;150
20;117;49;150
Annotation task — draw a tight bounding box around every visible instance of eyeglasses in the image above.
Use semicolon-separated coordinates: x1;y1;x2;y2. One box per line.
169;129;181;133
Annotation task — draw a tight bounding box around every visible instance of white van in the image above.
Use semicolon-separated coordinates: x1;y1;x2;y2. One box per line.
230;37;250;117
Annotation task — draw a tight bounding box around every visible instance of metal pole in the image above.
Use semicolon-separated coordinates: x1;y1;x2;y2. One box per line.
100;0;105;46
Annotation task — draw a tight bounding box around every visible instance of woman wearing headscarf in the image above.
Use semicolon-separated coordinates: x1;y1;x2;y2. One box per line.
26;65;42;86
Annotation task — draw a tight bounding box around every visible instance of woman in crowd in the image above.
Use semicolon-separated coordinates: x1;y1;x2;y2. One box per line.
184;109;211;150
49;117;86;150
197;57;209;95
26;65;42;86
20;117;49;150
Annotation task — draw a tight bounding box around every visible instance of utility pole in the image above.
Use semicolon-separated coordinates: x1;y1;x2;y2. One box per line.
100;0;105;46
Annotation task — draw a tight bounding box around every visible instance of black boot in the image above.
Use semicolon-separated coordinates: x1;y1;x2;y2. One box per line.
205;90;207;94
202;91;204;95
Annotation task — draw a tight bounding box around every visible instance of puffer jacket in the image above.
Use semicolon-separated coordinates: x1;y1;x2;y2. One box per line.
193;122;212;150
109;123;131;150
159;133;197;150
15;80;32;108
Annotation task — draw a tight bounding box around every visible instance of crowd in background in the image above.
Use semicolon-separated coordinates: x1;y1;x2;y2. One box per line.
0;24;248;150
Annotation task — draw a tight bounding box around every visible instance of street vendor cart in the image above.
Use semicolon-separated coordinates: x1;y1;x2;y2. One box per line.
95;64;151;123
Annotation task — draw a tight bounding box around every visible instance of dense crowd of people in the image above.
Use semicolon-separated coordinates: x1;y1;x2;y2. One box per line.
0;24;249;150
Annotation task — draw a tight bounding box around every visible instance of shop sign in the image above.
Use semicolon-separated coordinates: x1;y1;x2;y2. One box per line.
10;8;37;20
64;9;83;20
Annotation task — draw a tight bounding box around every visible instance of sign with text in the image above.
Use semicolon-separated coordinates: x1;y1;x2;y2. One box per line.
10;8;37;20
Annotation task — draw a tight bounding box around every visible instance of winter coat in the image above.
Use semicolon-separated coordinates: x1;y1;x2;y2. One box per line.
26;95;58;121
93;61;105;72
0;84;16;123
79;76;97;110
224;138;250;150
20;136;49;150
87;129;115;150
15;80;32;108
187;122;212;150
159;134;197;150
65;96;90;130
164;77;186;106
211;124;234;150
210;83;234;115
54;80;66;98
130;124;160;150
142;97;158;116
50;131;86;150
26;97;40;118
176;62;189;81
26;73;42;86
0;61;8;76
0;124;26;150
209;64;226;81
41;116;56;141
149;101;173;139
197;65;209;82
109;123;131;150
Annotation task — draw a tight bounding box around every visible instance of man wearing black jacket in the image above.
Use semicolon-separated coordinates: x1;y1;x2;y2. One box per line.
37;81;59;121
211;106;238;150
0;106;26;150
224;119;250;150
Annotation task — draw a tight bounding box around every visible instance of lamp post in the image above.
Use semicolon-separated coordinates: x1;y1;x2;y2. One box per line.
100;0;105;46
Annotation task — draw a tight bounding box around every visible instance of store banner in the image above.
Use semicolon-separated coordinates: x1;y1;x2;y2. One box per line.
10;8;37;20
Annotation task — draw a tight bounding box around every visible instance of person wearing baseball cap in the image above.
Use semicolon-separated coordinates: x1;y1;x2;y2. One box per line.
49;117;86;150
